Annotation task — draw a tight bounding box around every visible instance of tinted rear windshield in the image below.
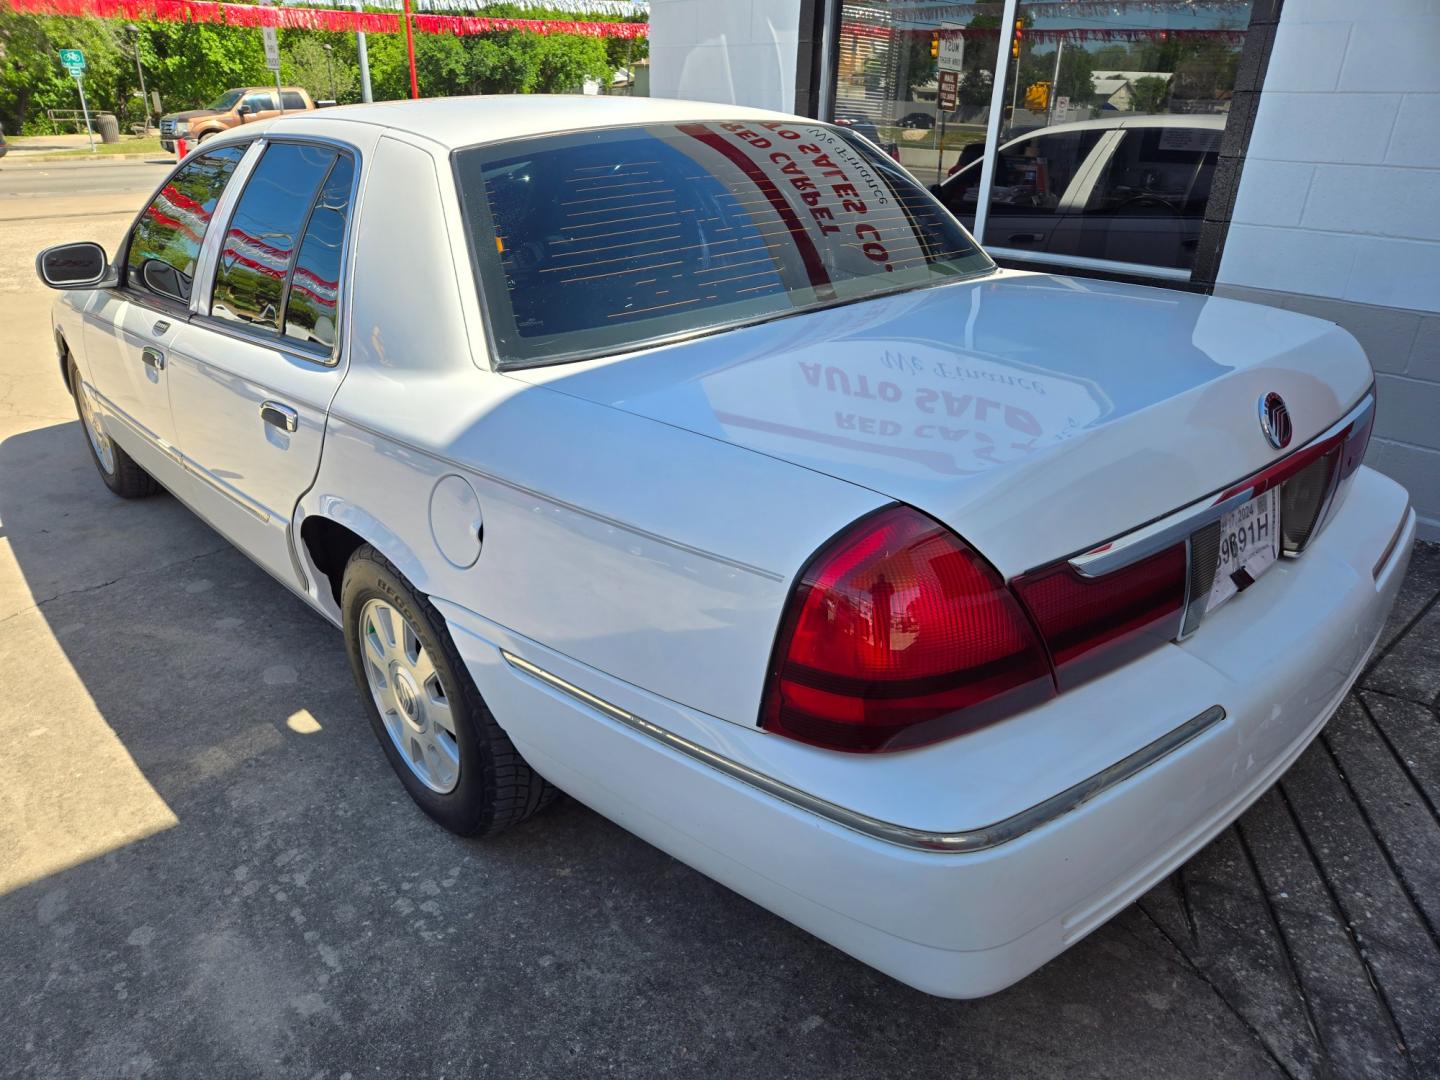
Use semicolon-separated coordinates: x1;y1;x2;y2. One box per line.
453;121;993;368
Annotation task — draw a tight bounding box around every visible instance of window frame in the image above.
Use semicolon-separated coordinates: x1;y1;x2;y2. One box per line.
192;134;363;369
117;143;252;316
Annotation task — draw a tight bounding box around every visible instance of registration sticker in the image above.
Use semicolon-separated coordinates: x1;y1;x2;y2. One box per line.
1207;487;1281;614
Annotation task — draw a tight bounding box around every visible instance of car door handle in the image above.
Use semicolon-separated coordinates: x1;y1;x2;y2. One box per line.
1007;233;1042;244
141;346;165;371
260;400;298;433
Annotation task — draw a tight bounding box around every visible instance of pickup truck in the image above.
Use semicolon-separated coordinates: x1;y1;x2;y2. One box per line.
159;86;315;151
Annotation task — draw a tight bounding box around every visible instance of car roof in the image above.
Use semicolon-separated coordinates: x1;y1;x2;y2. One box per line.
1011;114;1228;137
263;95;806;150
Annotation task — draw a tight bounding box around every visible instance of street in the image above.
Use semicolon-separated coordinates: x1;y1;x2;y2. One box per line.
0;157;170;199
2;158;1439;1080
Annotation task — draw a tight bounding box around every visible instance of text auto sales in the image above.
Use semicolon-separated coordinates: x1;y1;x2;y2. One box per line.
720;122;900;272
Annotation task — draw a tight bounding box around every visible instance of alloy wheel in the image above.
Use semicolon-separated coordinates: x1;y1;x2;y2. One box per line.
359;598;461;793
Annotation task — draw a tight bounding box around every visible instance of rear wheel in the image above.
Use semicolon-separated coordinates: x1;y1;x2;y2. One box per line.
69;356;158;499
341;545;557;835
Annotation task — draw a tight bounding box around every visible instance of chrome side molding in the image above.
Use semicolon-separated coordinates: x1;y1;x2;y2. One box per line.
501;649;1227;855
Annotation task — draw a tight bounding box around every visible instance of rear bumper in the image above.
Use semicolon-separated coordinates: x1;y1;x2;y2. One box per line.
446;466;1414;998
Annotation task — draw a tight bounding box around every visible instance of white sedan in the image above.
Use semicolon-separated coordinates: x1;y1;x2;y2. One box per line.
36;96;1415;998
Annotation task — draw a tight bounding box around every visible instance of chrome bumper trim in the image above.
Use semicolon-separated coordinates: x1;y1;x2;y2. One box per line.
500;649;1227;854
1374;506;1413;581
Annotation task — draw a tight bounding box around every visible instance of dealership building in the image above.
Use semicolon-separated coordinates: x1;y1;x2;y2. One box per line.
649;0;1440;539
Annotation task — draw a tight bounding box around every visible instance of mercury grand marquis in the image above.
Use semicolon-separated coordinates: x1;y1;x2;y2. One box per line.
35;96;1415;998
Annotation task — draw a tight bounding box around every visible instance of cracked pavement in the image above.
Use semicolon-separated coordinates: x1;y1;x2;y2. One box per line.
2;160;1438;1080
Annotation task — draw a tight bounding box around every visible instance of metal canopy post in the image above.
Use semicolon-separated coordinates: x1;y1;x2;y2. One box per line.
972;0;1020;248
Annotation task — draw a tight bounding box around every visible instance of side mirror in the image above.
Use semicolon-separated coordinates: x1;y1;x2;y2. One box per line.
35;242;114;289
238;104;253;118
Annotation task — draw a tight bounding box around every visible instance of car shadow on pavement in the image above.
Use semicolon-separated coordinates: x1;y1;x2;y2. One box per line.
2;419;1435;1079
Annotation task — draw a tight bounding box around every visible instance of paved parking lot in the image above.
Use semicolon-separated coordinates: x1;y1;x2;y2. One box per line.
2;160;1438;1080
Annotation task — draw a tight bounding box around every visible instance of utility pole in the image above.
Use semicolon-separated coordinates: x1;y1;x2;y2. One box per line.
126;24;150;133
1047;39;1064;125
355;0;373;102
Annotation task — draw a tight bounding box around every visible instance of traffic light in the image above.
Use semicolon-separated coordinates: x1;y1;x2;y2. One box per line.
931;31;939;60
1011;16;1025;59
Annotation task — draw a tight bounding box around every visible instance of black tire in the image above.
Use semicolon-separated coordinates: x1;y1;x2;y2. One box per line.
68;355;159;499
196;130;214;143
341;544;557;836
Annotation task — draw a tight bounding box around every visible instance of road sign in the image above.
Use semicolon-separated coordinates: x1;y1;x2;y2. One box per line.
59;48;86;75
938;24;964;73
262;26;280;72
937;69;960;112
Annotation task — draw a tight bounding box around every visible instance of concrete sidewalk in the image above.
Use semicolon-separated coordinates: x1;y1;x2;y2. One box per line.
1;186;1437;1079
3;132;166;162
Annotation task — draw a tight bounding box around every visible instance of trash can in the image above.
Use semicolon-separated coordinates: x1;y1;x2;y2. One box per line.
97;112;120;144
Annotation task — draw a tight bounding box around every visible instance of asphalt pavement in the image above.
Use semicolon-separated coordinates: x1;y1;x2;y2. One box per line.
2;161;1439;1080
0;157;171;200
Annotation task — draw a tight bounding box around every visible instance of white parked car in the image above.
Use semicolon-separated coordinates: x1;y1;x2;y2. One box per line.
36;97;1415;999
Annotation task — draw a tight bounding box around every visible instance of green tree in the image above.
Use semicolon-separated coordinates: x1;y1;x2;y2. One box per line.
1128;75;1170;114
1055;45;1094;105
281;33;358;104
134;21;268;113
0;13;129;132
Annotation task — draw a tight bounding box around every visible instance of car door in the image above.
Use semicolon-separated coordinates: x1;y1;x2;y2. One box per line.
165;138;358;587
79;145;248;484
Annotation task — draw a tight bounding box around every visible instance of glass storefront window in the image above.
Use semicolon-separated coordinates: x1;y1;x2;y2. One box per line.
828;1;1254;279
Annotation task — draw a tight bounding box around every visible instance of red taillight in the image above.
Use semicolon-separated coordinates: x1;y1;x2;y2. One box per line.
1337;399;1374;483
760;506;1054;753
1010;544;1187;692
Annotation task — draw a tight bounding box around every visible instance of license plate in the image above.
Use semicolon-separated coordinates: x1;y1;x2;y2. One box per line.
1207;487;1281;614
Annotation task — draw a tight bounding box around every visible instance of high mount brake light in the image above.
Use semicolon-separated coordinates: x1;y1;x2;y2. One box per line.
760;505;1054;753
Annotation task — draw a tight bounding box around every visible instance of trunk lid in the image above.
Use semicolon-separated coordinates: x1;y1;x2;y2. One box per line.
507;270;1373;577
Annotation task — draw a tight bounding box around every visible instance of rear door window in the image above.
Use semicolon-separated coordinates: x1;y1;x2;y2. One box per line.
1085;126;1220;219
126;146;246;304
281;91;307;111
283;154;355;349
211;142;338;334
454;121;993;368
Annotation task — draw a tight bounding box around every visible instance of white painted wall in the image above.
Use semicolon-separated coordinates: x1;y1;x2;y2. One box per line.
1218;0;1440;539
648;0;802;111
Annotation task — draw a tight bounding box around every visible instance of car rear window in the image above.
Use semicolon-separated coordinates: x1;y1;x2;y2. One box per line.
453;121;993;368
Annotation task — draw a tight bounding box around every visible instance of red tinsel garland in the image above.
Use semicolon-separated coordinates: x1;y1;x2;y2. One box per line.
1;0;648;36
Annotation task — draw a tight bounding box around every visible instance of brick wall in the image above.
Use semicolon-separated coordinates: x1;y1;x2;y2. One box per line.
1216;0;1440;540
648;0;802;112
